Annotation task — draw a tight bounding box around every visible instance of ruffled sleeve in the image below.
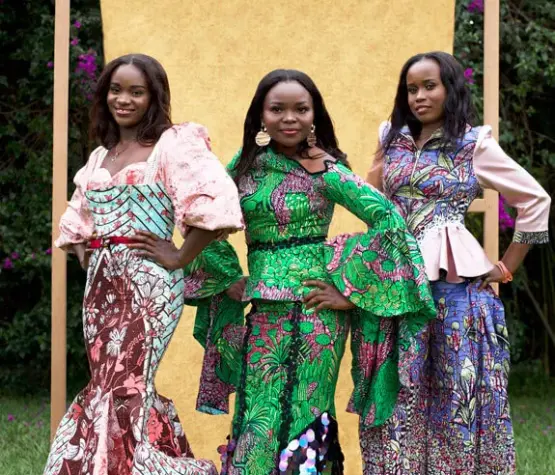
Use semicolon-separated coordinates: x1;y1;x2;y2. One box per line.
158;123;244;237
183;239;247;415
320;162;434;319
54;147;102;251
474;126;551;244
319;162;436;427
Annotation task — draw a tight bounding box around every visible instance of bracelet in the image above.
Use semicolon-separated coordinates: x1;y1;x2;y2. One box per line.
496;261;513;284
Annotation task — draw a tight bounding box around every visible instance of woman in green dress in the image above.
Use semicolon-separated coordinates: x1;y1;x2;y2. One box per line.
135;69;436;475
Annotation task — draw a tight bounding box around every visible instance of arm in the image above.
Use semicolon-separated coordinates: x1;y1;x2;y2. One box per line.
308;162;434;321
366;149;385;191
366;121;390;190
129;227;221;270
473;126;551;287
55;149;101;268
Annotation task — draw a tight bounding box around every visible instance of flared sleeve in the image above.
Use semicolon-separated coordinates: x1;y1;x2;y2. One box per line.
158;123;244;237
183;239;247;415
318;162;436;427
474;126;550;245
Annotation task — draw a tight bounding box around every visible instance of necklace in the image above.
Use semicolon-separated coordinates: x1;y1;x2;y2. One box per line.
110;141;134;162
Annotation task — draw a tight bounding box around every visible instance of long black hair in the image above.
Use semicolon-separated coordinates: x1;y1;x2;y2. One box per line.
90;54;172;149
232;69;348;182
382;51;475;153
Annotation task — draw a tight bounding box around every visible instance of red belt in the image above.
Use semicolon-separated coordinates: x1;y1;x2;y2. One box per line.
88;236;135;249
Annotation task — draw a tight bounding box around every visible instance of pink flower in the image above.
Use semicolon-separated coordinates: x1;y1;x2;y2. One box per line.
45;248;52;255
90;337;103;362
123;374;146;395
464;68;475;84
3;258;13;270
47;61;54;69
467;0;484;13
76;52;97;80
10;252;19;260
147;408;164;443
7;414;15;422
71;38;79;46
74;20;82;29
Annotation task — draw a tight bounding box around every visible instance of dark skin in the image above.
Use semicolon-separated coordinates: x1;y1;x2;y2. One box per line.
390;58;531;289
227;81;355;309
74;64;220;270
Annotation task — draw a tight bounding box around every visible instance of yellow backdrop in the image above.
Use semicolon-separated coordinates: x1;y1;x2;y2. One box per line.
100;1;455;471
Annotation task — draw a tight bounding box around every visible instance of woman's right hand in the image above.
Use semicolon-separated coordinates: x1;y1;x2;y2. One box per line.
226;277;247;301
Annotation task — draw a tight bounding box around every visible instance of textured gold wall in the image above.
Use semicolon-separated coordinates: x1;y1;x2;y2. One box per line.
101;1;455;471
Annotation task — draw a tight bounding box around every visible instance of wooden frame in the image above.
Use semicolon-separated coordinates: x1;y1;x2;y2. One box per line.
469;0;500;292
50;0;71;440
49;0;501;436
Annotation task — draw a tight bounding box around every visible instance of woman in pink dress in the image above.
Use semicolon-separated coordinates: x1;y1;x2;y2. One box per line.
44;54;243;475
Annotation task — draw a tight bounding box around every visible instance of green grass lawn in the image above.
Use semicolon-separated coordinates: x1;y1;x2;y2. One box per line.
1;370;554;475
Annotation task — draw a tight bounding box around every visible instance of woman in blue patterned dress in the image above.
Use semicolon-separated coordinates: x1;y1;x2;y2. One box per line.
364;51;551;474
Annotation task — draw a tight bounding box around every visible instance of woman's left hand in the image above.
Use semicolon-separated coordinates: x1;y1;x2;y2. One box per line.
128;231;182;270
477;265;505;291
303;280;356;311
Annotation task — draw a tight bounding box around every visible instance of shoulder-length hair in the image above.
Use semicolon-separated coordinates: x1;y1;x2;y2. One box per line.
232;69;348;182
382;51;475;153
90;53;172;148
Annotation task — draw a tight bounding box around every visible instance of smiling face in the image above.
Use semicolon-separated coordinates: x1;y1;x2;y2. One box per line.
106;64;151;131
406;58;447;128
261;80;315;154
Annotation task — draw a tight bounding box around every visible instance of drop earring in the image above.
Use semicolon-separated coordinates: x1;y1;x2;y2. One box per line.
255;125;271;146
307;125;317;147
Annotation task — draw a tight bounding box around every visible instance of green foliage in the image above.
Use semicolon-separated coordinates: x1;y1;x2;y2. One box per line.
1;0;554;394
0;1;103;393
456;0;555;369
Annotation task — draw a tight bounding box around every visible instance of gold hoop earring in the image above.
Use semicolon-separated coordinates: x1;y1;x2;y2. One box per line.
307;124;317;147
255;125;271;146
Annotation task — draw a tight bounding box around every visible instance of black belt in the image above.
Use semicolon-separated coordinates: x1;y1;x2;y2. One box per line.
247;235;326;253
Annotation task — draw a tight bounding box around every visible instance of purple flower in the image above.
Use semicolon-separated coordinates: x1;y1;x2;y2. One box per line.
499;196;515;231
7;414;15;422
74;20;82;29
11;252;19;260
71;38;79;46
464;68;475;84
76;52;98;81
467;0;484;13
45;248;52;255
3;258;13;270
47;61;54;69
30;253;36;259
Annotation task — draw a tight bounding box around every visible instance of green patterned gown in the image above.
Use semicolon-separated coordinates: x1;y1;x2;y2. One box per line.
184;148;436;475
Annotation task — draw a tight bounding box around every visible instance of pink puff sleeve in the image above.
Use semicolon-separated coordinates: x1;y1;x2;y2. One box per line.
158;123;244;237
474;126;551;244
54;148;102;251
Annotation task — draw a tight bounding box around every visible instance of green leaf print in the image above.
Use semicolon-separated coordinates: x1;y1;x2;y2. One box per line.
243;400;273;439
437;151;455;171
393;185;426;199
406;199;436;235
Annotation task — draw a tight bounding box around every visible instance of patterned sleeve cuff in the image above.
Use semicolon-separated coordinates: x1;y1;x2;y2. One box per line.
513;230;549;245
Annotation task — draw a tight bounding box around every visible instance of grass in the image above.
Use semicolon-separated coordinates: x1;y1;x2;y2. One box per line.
0;366;554;475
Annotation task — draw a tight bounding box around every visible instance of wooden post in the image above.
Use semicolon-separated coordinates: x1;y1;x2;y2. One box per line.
469;0;499;292
51;0;71;440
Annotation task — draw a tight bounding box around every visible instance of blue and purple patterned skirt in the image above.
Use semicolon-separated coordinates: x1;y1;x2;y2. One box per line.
360;280;515;474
